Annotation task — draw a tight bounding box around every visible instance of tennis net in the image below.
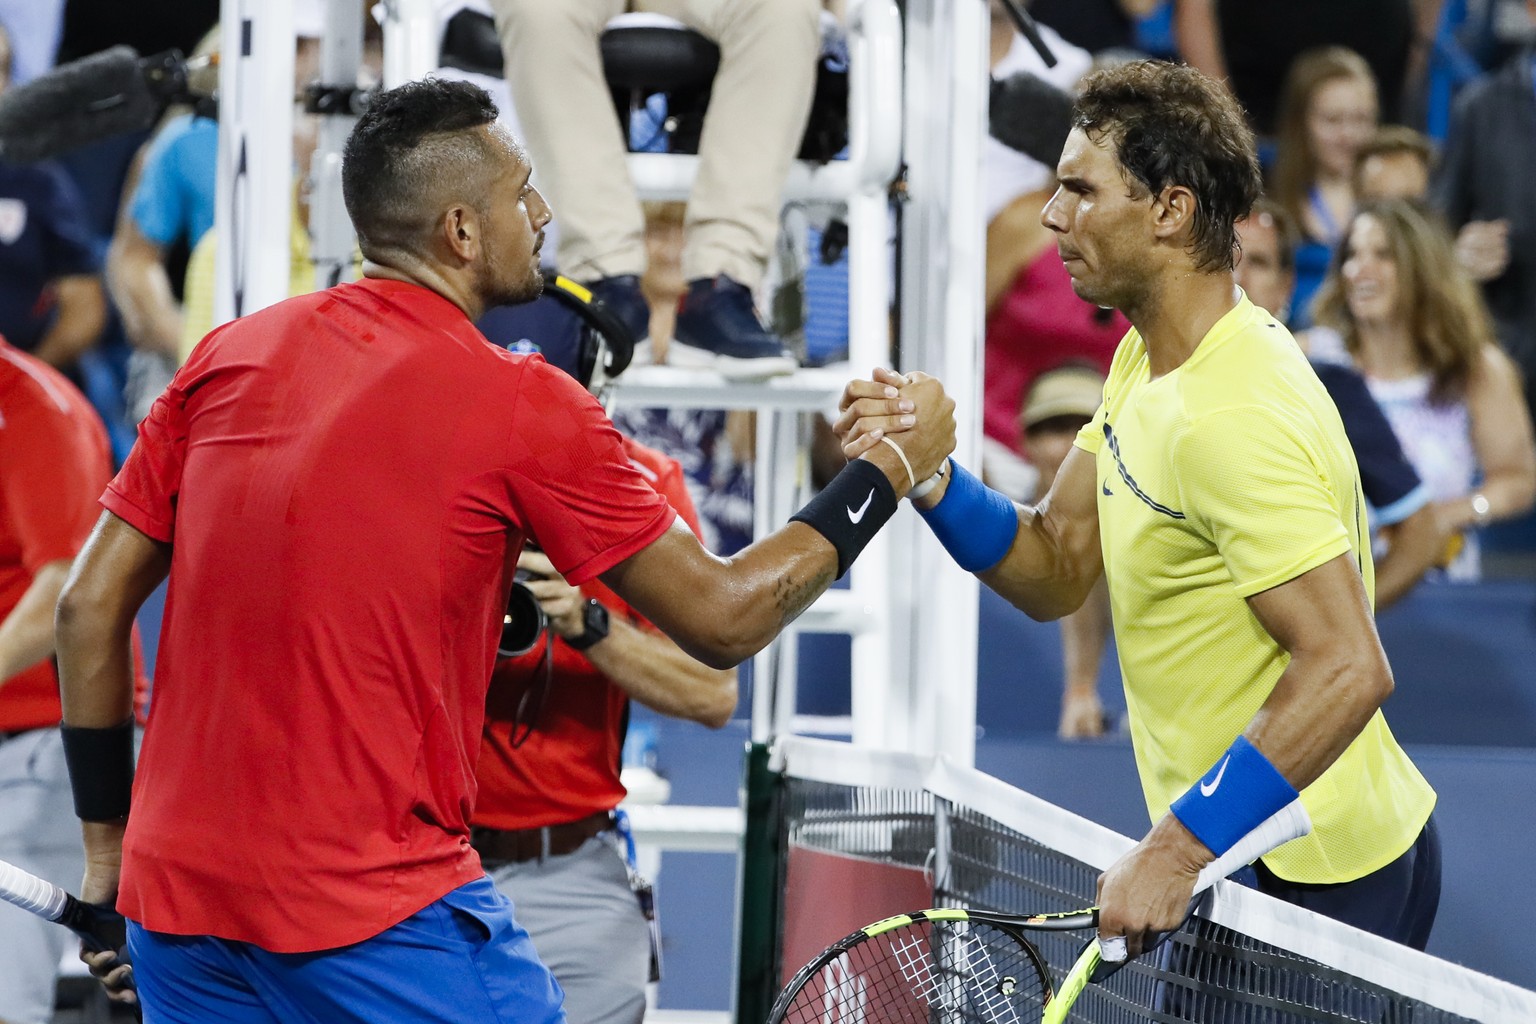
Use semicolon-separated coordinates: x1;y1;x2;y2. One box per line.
773;737;1536;1023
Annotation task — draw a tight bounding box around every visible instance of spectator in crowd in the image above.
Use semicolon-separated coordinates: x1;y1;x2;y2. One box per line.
56;78;954;1018
1014;367;1114;738
474;300;736;1024
0;334;143;1024
1173;0;1433;131
1311;199;1536;580
1431;0;1536;423
108;22;327;416
0;21;107;382
489;0;817;380
1270;46;1380;328
1353;124;1435;202
1236;199;1444;607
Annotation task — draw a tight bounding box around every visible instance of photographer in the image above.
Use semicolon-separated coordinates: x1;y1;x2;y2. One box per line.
474;281;736;1024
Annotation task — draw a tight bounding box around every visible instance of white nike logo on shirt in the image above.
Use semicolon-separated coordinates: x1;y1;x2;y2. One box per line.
847;490;874;523
1200;755;1231;797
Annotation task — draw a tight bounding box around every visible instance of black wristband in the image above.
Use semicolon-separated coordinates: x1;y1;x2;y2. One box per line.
790;458;898;579
59;719;135;822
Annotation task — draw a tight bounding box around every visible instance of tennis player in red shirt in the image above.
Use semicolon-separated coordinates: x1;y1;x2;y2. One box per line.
54;78;952;1023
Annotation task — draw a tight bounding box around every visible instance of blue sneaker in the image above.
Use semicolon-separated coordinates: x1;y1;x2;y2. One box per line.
585;275;652;362
672;275;797;380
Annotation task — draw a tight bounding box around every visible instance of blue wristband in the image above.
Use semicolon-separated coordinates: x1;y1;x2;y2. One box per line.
915;459;1016;573
1170;736;1299;857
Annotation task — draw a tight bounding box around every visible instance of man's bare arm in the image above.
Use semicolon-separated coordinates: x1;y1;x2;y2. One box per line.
106;221;182;357
56;513;170;729
54;511;168;998
586;618;738;728
518;551;737;728
978;445;1105;621
1095;552;1393;954
601;520;842;671
0;559;72;684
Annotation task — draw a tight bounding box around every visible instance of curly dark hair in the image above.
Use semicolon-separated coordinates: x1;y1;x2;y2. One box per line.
1073;61;1261;272
342;77;502;258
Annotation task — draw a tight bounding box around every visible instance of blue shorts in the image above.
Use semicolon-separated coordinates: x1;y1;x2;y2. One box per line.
128;875;566;1024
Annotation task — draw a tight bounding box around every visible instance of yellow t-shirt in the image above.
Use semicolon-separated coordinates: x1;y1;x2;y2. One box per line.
178;187;354;365
1075;293;1435;884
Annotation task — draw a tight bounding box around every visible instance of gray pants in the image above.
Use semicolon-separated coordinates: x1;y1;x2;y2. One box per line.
488;836;650;1024
0;730;84;1024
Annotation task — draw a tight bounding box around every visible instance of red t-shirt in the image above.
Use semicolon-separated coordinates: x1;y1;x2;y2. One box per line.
475;439;701;830
0;341;116;731
102;278;675;953
983;247;1126;451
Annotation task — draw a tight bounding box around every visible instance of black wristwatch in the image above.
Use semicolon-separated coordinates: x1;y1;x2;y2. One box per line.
565;599;611;651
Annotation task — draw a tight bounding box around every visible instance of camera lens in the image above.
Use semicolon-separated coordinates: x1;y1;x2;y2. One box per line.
498;580;547;658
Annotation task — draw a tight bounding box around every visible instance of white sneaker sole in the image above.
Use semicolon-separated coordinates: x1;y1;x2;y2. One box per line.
668;340;798;381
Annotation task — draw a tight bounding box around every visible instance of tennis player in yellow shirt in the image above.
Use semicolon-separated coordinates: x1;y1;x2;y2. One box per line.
839;60;1438;960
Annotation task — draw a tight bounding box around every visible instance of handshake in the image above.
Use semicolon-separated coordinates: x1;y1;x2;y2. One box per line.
834;367;959;507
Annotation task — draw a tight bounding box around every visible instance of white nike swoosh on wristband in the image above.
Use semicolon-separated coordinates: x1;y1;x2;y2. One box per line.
1200;755;1232;797
847;490;875;524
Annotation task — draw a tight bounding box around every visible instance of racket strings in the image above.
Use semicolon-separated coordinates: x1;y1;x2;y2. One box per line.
777;921;1050;1024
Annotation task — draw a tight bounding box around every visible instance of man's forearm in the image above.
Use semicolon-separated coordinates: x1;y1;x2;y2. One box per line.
583;618;738;729
1245;647;1392;796
980;503;1102;621
107;236;182;356
0;560;71;684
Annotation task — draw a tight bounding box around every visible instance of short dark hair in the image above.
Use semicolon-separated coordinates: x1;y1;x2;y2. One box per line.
342;77;502;257
1072;61;1262;272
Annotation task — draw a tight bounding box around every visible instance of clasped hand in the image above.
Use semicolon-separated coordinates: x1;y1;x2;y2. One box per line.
1094;816;1209;961
834;367;957;499
518;550;587;639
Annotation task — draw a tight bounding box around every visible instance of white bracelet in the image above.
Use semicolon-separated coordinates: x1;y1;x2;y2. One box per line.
908;458;948;501
878;435;916;490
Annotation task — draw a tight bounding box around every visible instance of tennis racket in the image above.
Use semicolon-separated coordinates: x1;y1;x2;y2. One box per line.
769;801;1314;1024
767;905;1084;1024
765;901;1197;1024
0;856;139;1018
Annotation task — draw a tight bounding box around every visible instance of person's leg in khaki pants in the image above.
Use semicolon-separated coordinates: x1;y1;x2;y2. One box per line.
490;0;819;374
647;0;820;289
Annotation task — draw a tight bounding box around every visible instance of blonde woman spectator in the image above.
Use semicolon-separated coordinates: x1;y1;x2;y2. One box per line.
1310;199;1536;580
1271;47;1379;327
